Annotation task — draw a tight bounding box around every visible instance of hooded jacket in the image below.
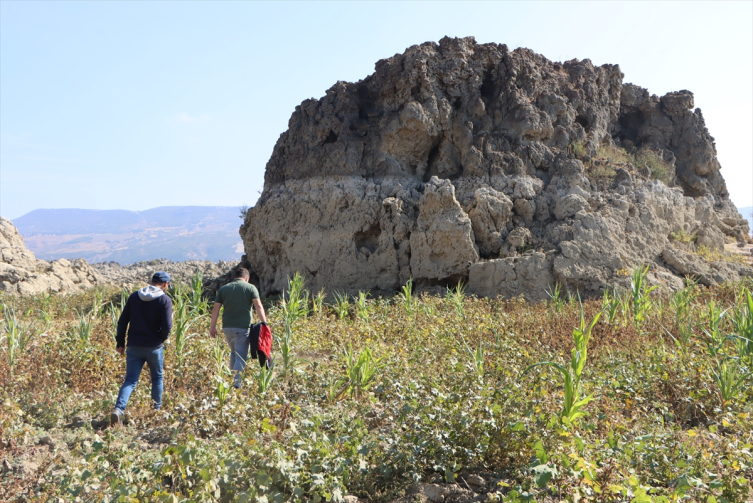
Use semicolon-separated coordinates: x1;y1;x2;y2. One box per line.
116;286;173;348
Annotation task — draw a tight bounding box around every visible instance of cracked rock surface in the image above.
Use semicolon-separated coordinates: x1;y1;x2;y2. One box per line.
250;38;748;298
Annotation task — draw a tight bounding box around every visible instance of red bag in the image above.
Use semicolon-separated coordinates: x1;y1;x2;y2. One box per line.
258;324;272;359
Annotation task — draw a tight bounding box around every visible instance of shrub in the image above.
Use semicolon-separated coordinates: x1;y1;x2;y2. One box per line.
569;140;587;159
669;228;697;243
695;245;749;264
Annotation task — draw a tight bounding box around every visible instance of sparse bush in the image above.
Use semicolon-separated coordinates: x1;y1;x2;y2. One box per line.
669;228;697;243
633;147;673;184
696;245;749;264
569;140;587;158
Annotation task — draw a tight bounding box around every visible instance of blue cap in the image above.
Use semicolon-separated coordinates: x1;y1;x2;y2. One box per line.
152;271;171;283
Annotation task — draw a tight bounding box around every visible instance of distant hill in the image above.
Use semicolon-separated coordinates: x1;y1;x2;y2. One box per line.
740;206;753;236
13;206;245;263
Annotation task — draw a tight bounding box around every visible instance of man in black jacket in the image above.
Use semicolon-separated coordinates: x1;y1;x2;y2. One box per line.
111;271;173;425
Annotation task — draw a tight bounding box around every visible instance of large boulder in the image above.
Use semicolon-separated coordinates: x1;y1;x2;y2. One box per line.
241;37;751;298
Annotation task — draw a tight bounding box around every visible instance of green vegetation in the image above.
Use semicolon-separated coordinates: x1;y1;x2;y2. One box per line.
593;144;675;186
569;140;588;159
1;275;753;502
669;228;697;244
695;245;750;265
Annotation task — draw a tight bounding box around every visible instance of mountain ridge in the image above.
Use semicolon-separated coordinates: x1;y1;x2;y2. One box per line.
12;206;244;263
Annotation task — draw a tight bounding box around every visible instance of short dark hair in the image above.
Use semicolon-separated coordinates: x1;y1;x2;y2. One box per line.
234;268;250;279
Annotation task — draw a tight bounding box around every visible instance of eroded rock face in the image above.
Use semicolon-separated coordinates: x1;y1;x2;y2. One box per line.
241;36;751;299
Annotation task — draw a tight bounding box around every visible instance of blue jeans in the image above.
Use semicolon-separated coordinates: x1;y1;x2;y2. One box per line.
223;328;250;385
115;346;164;412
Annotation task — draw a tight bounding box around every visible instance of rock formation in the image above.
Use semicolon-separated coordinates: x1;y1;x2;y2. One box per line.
1;217;101;295
239;37;751;299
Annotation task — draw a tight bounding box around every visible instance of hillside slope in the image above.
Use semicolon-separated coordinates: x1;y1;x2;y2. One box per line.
13;206;243;263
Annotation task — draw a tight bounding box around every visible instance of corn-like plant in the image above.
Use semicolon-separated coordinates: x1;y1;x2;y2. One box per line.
89;288;106;320
278;273;309;378
2;305;34;374
521;303;602;425
461;335;484;380
446;282;467;320
710;356;751;412
172;301;197;370
212;336;230;378
731;289;753;366
108;304;121;342
356;291;370;321
312;288;326;316
189;270;208;314
37;292;53;329
332;291;351;320
601;288;620;325
546;283;565;313
331;344;386;400
257;365;275;395
73;309;94;343
107;288;130;342
701;301;729;358
630;265;657;327
215;377;232;408
400;278;414;316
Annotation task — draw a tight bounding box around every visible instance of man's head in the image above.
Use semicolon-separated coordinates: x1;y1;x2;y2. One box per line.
234;268;250;282
151;271;171;292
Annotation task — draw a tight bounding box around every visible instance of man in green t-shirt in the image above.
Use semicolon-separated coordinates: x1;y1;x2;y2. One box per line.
209;268;268;388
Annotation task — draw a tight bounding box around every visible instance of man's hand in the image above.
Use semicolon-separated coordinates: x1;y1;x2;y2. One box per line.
116;347;125;355
209;303;221;339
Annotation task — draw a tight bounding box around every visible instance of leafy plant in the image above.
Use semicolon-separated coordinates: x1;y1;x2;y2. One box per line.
1;305;34;373
710;357;751;412
666;278;700;351
257;364;275;395
330;344;386;400
400;278;414;317
312;287;326;316
701;301;729;357
276;272;309;378
546;283;566;314
731;288;753;366
72;309;93;343
446;282;467;320
630;265;657;327
332;291;351;320
601;287;620;325
669;228;697;244
355;291;370;322
172;300;197;370
189;270;208;314
215;377;232;408
460;335;484;380
521;303;602;424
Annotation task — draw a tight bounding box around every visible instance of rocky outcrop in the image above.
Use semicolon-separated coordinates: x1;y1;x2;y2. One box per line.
241;36;751;299
1;218;101;295
91;259;238;291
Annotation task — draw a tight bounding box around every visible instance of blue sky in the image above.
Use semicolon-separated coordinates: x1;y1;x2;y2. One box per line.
1;1;751;220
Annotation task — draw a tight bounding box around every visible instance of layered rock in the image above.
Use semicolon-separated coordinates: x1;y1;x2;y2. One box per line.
241;36;751;300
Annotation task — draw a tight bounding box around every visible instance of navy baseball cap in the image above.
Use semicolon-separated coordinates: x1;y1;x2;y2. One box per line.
152;271;171;283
